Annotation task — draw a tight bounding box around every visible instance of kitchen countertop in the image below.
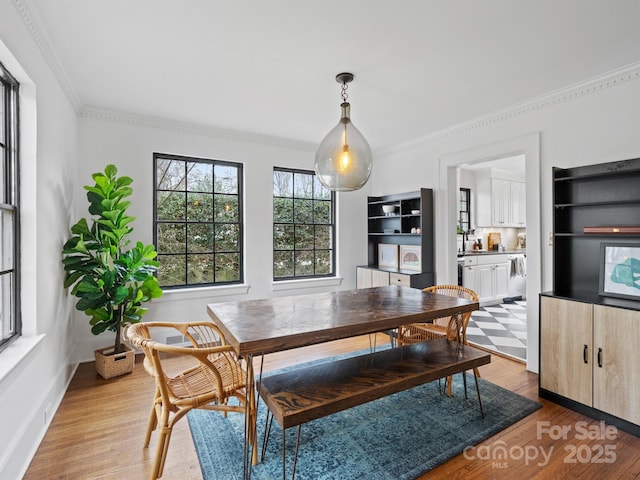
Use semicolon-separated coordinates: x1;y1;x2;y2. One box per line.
458;249;526;257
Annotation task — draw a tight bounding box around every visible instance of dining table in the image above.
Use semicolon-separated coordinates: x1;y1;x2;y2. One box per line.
206;284;479;478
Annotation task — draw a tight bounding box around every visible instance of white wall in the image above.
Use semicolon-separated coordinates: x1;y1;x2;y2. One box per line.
0;0;79;478
373;66;640;373
74;114;369;360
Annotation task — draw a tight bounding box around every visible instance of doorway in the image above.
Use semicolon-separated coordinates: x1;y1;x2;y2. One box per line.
457;154;527;362
438;133;541;373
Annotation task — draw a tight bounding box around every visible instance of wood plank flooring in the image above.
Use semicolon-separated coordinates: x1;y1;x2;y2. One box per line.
23;334;640;479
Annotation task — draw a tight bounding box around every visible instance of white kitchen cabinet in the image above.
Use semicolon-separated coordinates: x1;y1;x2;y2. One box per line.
461;254;509;305
476;171;525;227
510;180;526;226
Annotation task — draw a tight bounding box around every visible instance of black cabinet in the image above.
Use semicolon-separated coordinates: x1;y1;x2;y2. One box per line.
552;157;640;298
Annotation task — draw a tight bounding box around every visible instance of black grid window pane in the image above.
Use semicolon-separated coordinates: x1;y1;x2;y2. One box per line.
273;167;335;280
154;153;243;288
0;61;20;352
459;188;471;232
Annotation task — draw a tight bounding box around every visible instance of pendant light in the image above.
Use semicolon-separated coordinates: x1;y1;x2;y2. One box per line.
314;72;372;191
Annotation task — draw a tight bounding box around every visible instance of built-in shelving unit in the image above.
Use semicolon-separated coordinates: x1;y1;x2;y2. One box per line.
552;157;640;298
357;188;434;289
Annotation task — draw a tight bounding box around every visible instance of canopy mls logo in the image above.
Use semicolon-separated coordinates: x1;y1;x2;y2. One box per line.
463;420;618;469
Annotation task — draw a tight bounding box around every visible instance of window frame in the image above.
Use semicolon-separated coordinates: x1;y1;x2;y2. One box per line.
0;61;21;352
153;153;244;289
273;166;336;281
459;187;471;233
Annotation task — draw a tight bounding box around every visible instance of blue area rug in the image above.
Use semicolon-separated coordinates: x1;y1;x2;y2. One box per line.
187;349;540;480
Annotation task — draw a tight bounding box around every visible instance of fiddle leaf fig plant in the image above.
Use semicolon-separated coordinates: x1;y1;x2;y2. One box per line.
62;164;163;354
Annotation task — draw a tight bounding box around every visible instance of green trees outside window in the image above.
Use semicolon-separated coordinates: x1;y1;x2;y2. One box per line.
273;168;335;280
154;154;243;288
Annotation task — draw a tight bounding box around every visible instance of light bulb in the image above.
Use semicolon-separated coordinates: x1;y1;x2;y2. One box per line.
315;102;372;191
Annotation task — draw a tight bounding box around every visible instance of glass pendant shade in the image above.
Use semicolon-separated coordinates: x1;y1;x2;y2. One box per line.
315;102;372;192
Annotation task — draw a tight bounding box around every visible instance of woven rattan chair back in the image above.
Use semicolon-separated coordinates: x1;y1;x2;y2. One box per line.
126;321;256;480
398;285;478;345
397;285;479;397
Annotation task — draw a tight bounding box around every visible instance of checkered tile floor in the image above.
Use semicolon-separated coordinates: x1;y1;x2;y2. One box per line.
466;301;527;361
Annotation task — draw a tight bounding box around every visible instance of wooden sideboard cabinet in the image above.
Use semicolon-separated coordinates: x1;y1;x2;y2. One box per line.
356;266;432;289
540;295;640;432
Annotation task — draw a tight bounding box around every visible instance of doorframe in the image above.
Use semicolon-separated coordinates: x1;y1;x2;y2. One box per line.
438;132;541;373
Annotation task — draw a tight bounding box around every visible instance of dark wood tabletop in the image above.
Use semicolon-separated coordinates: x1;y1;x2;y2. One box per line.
206;285;479;357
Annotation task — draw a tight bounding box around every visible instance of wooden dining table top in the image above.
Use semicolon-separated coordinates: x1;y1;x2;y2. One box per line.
206;285;479;357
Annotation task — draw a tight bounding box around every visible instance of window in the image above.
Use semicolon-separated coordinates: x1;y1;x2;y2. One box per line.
154;153;243;288
459;188;471;233
273;168;335;280
0;62;20;351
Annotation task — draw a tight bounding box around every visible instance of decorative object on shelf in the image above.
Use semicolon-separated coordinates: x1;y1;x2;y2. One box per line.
400;245;422;271
382;205;397;216
383;228;398;234
584;226;640;234
598;242;640;300
314;72;372;192
411;210;420;215
378;243;399;268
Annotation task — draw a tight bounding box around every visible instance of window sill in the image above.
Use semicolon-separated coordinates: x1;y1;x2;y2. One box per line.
154;284;251;302
272;276;343;292
0;334;45;383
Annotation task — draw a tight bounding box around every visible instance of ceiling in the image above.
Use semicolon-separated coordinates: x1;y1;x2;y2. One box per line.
24;0;640;151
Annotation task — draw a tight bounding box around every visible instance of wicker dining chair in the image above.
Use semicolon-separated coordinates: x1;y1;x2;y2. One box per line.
397;285;480;396
126;321;257;480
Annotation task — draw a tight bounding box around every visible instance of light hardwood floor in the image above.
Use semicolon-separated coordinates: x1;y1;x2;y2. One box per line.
23;334;640;479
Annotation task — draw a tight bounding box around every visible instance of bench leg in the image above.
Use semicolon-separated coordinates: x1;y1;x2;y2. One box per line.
473;370;485;418
282;425;302;480
462;372;468;399
261;410;273;462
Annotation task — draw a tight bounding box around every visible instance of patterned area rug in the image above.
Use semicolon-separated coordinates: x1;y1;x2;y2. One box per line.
187;349;540;480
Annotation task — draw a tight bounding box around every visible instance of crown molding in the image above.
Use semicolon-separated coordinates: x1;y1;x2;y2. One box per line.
13;0;82;110
79;107;317;152
379;62;640;157
15;0;640;156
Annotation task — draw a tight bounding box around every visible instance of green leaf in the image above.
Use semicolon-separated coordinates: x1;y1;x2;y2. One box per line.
113;286;130;303
104;164;118;179
70;218;92;236
115;175;133;187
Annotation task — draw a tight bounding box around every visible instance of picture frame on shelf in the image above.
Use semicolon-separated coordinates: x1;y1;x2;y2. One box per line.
598;242;640;300
399;245;421;271
378;243;399;268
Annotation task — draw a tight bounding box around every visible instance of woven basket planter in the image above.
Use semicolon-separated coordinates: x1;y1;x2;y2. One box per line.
94;344;135;379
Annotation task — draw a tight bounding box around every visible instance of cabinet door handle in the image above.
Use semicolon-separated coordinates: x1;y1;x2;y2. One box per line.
597;348;603;368
583;344;588;364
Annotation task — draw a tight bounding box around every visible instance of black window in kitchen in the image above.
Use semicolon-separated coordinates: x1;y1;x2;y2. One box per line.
459;188;471;233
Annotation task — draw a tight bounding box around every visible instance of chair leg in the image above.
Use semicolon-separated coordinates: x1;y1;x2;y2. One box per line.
144;388;160;447
151;409;172;480
446;375;453;397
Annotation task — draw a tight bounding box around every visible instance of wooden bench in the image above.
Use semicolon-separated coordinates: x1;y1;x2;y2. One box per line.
258;338;491;479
